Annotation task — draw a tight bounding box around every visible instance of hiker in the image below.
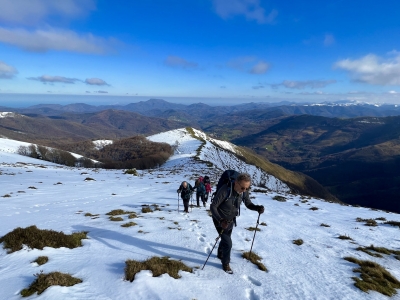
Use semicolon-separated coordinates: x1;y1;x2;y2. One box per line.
210;172;264;274
204;176;212;203
177;181;193;213
194;178;206;207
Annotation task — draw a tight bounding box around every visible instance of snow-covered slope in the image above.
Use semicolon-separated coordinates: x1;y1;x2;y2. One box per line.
148;128;290;193
1;133;400;300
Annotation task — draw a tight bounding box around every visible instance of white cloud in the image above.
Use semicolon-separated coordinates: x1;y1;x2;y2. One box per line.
227;56;270;74
324;34;335;46
213;0;277;24
0;61;18;79
388;90;397;94
164;56;198;69
85;78;109;86
249;61;269;74
27;75;80;84
0;27;110;54
272;80;336;89
0;0;95;26
334;53;400;85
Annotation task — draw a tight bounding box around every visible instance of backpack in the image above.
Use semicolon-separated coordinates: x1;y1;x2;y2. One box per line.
203;176;210;185
198;176;204;182
211;170;243;226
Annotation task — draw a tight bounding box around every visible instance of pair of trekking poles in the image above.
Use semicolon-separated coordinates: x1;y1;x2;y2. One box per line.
201;213;261;270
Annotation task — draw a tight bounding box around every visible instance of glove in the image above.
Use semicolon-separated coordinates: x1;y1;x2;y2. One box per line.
177;189;180;193
257;205;265;214
220;219;229;229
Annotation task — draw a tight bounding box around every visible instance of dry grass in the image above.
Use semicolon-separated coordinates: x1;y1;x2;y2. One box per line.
320;223;330;227
106;209;133;216
272;195;286;202
142;206;153;213
33;256;48;265
309;207;319;211
0;225;87;253
2;194;11;198
344;257;400;296
84;212;99;217
260;222;267;226
385;221;400;228
293;239;304;246
125;257;193;282
121;222;137;227
357;245;400;257
338;235;353;240
124;168;138;176
84;177;95;181
242;251;267;272
109;216;123;221
128;213;137;219
356;218;378;227
21;271;82;297
246;227;261;232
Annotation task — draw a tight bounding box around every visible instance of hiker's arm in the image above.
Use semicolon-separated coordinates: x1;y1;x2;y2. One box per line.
210;189;227;222
243;191;259;211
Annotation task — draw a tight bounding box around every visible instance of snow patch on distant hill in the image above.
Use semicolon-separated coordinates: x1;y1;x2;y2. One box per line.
0;112;20;118
92;140;113;150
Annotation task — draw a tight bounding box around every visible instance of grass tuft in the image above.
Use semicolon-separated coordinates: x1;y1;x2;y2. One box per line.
356;218;378;227
320;223;330;227
272;195;286;202
357;245;400;257
344;256;400;296
0;226;87;253
124;168;138;176
293;239;304;246
121;222;137;227
125;256;192;282
246;227;261;232
385;221;400;228
106;209;132;216
242;251;268;272
84;177;95;181
309;207;319;211
260;222;267;226
21;271;82;297
2;194;11;197
338;234;353;240
33;256;49;266
109;216;123;221
142;206;153;213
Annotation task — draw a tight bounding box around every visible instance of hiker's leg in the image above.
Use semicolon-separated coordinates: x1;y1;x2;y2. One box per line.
183;200;189;212
196;194;200;206
213;219;233;264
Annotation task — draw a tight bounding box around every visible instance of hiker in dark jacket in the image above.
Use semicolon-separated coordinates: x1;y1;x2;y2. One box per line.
210;173;264;274
194;179;206;207
177;181;193;213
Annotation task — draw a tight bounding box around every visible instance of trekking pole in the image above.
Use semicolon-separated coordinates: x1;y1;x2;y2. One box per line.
202;229;224;270
249;213;261;255
177;192;180;212
191;193;193;212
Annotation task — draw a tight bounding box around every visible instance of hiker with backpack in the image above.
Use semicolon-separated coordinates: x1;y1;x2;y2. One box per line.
204;175;212;203
177;181;193;213
210;171;264;274
194;178;206;207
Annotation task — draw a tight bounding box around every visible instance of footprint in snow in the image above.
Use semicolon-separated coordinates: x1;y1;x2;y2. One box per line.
245;288;260;300
243;275;262;286
198;236;205;242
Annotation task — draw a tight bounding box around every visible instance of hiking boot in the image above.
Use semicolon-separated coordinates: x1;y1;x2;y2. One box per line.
223;264;233;274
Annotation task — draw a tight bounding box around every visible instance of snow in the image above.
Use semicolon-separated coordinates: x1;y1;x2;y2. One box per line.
1;128;400;300
92;140;113;150
0;112;19;118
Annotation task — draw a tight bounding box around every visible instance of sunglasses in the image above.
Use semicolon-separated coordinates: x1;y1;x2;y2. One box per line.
238;183;250;191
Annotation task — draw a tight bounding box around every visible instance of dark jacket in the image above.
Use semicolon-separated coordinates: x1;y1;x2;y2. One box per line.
177;183;193;201
210;182;258;228
195;181;206;195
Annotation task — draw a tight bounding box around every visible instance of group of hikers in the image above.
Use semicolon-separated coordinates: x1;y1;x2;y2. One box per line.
177;171;264;274
176;175;212;213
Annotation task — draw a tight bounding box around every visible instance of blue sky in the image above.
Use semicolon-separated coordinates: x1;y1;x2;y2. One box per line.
1;0;400;106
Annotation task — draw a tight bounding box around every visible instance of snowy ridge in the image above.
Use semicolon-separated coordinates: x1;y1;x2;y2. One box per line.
0;112;20;118
148;128;290;193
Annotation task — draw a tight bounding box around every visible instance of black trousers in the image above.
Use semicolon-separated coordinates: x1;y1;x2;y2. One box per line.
213;218;233;265
196;193;205;206
183;200;189;211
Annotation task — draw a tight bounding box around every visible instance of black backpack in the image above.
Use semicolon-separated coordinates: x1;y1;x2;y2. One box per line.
203;175;210;185
211;170;243;226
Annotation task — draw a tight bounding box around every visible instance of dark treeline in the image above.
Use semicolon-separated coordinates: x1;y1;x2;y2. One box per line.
62;135;174;169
